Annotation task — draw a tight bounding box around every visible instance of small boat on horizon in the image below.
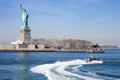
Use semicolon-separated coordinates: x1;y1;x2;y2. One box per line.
87;43;105;53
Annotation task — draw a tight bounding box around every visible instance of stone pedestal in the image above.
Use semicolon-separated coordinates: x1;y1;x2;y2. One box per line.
19;27;31;44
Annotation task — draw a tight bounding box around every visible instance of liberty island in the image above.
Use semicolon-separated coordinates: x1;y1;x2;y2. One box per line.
0;5;103;52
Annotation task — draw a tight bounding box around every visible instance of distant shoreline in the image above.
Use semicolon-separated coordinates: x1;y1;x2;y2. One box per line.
104;48;120;50
0;49;119;53
0;49;86;53
0;49;106;53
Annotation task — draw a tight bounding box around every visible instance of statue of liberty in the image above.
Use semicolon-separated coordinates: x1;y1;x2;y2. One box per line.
20;4;29;27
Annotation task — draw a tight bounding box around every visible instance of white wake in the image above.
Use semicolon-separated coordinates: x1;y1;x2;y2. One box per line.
30;59;103;80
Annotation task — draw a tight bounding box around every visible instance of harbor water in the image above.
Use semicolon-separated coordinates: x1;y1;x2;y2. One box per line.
0;50;120;80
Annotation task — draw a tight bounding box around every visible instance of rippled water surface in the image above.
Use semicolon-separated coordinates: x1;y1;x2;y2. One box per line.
0;50;120;80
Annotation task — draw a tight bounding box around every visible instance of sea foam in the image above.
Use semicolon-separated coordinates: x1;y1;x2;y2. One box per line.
30;59;103;80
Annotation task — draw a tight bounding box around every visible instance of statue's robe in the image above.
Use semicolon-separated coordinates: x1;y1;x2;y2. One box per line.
22;10;29;27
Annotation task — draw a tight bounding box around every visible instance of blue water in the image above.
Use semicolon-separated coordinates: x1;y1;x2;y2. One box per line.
0;50;120;80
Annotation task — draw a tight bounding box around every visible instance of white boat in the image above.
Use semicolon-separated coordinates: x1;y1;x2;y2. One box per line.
85;58;103;64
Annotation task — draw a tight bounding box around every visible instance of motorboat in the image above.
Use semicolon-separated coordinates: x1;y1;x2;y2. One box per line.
87;43;105;53
85;57;103;64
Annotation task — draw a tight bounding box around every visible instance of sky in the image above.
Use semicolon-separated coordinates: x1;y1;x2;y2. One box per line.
0;0;120;45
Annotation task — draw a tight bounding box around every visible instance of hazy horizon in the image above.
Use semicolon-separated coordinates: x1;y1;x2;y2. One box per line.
0;0;120;45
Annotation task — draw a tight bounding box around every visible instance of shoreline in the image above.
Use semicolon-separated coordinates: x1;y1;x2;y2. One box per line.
0;49;86;52
0;49;105;53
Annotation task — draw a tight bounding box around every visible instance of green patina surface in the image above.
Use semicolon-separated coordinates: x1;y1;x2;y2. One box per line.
20;4;29;28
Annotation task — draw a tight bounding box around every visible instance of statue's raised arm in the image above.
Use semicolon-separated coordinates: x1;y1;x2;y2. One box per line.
20;4;23;11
